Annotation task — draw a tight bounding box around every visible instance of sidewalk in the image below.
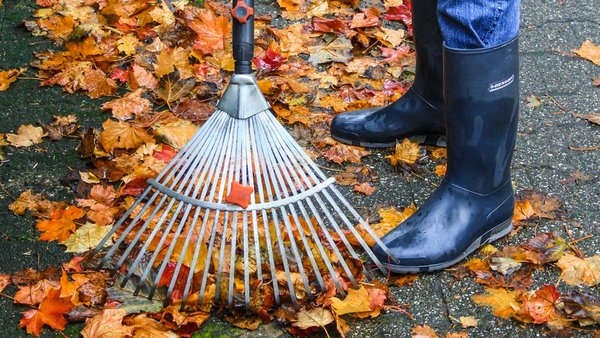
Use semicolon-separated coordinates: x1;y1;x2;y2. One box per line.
0;0;598;337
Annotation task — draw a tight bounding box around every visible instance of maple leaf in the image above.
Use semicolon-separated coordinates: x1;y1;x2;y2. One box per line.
0;67;26;91
60;222;112;253
308;35;353;65
520;232;567;265
277;0;305;11
253;48;286;72
434;164;447;177
311;17;348;34
272;23;311;56
386;138;423;166
13;279;60;305
513;190;562;223
0;274;11;293
36;206;85;242
6;124;45;147
81;309;132;338
59;270;88;303
556;253;600;286
365;205;416;246
324;143;370;164
472;287;521;319
117;34;140;56
63;256;85;273
77;185;119;226
572;40;600;65
101;89;152;120
8;190;64;217
129;63;159;90
174;98;215;124
152;119;199;149
127;314;178;337
330;286;372;316
383;1;413;33
187;10;230;55
519;285;560;324
350;7;380;28
353;182;376;196
394;275;419;286
293;307;334;330
99;120;154;152
226;181;254;209
560;290;600;326
156;76;196;108
154;47;193;79
411;324;438;338
381;45;412;63
374;27;405;48
80;68;118;98
18;288;74;337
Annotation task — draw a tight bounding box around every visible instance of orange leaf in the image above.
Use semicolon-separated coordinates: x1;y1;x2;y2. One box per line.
99;120;154;152
226;181;254;209
519;284;560;324
14;279;60;305
128;63;158;90
36;206;85;242
572;40;600;65
0;67;26;91
353;182;376;196
324;144;370;164
187;10;230;55
386;138;422;166
18;288;74;337
0;274;12;293
81;309;132;338
411;324;438;338
101;88;152;120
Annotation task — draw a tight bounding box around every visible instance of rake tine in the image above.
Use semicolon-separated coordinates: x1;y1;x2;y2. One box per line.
240;119;252;309
248;117;280;304
256;120;327;292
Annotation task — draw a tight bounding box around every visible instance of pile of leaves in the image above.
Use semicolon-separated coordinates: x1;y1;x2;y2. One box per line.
0;0;598;336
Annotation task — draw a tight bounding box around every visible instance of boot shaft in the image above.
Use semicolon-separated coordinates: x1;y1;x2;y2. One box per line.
443;36;520;194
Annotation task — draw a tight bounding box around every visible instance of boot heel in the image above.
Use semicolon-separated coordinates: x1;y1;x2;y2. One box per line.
408;134;447;147
488;218;513;243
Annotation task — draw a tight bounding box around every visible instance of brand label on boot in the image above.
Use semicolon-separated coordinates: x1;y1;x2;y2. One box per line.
488;74;514;92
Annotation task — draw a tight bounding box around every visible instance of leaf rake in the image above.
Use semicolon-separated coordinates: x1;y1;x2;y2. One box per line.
91;0;396;310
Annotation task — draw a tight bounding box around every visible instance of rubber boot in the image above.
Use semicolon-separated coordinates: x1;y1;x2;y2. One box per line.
330;0;445;148
373;36;519;272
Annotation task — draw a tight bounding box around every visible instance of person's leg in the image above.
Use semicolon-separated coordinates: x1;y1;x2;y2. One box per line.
330;0;446;148
372;0;521;272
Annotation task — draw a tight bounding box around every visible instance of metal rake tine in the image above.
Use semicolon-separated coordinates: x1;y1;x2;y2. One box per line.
257;113;352;292
253;114;299;307
248;117;280;304
254;118;314;303
245;118;262;284
239;118;252;309
255;119;327;291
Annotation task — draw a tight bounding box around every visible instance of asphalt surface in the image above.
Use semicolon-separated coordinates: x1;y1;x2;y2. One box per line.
0;0;599;337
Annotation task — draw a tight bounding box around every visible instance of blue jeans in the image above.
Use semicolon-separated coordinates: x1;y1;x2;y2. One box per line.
437;0;520;49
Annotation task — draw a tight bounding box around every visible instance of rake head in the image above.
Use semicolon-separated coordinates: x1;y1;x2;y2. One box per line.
92;74;395;311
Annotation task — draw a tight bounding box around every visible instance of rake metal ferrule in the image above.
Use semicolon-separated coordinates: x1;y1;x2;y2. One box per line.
147;177;336;212
217;73;270;119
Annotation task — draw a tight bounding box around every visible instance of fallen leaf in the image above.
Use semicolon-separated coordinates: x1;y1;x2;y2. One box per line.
81;309;132;338
187;10;230;55
572;40;600;65
154;47;193;79
393;275;419;286
383;2;413;33
307;35;353;65
412;324;438;338
434;164;447;176
556;254;600;286
560;290;600;326
350;7;380;28
6;125;45;147
0;67;26;91
293;307;334;330
253;48;286;72
353;182;376;195
519;284;560;324
8;190;64;217
572;113;600;126
152;119;198;149
324;143;371;164
0;274;11;292
127;314;178;337
18;288;74;337
330;286;372;316
368;205;416;241
472;287;521;319
525;95;542;109
99;120;154;152
60;222;111;253
459;315;478;328
225;181;254;209
129;63;159;90
36;206;86;242
381;46;411;63
101;89;152;120
386;138;423;166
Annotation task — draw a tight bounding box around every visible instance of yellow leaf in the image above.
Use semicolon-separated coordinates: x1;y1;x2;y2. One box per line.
154;47;193;79
117;35;140;56
459;315;478;328
152;119;198;150
472;287;521;319
293;307;334;330
6;125;45;147
330;286;372;316
572;40;600;65
556;253;600;286
99;120;154;152
0;68;26;91
374;27;405;48
368;204;416;241
386;138;423;166
60;222;112;253
82;309;132;338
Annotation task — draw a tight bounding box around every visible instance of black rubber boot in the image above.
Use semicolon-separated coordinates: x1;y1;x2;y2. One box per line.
330;0;445;148
373;36;520;273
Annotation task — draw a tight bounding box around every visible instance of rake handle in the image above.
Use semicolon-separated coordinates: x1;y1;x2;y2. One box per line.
231;0;255;74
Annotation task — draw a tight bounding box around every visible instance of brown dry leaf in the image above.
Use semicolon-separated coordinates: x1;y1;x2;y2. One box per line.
0;274;11;293
80;68;118;98
459;316;478;328
513;200;536;223
0;67;26;91
330;286;372;316
127;314;178;337
188;10;230;55
13;279;60;305
472;287;521;319
99;120;154;152
60;222;111;253
513;190;562;223
101;89;152;120
81;309;132;338
6;125;45;147
8;190;64;217
556;253;600;286
156;77;196;106
412;324;439;338
386;138;422;166
353;182;376;196
293;307;334;330
152;119;198;149
324;144;370;164
572;40;600;65
572;113;600;126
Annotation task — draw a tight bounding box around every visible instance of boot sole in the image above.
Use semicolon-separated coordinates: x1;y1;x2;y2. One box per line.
331;134;447;149
381;218;513;273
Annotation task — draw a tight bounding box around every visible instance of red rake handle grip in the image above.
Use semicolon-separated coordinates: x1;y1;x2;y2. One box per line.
232;0;255;74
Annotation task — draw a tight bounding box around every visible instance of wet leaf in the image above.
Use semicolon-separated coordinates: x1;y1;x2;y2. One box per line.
81;309;132;338
152;118;198;149
519;284;560;324
0;67;26;91
13;279;60;305
0;274;11;293
412;324;438;338
472;287;521;319
330;286;372;316
60;222;111;253
572;113;600;126
386;138;423;166
18;288;73;337
324;143;370;164
187;10;230;55
101;89;152;120
353;182;376;196
368;205;416;242
36;206;86;242
99;120;154;152
556;253;600;286
459;316;478;328
8;190;64;217
308;35;353;65
6;125;45;147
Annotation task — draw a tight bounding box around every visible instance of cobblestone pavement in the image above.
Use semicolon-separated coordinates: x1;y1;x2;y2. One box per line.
0;0;598;336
